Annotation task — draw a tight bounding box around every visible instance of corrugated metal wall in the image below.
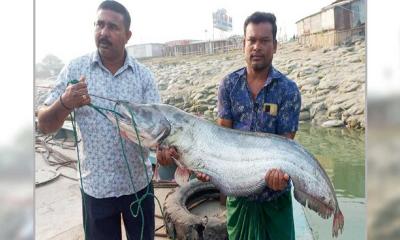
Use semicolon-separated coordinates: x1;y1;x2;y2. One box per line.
163;38;242;57
321;8;335;31
334;3;352;30
310;14;322;34
126;44;165;59
296;0;365;48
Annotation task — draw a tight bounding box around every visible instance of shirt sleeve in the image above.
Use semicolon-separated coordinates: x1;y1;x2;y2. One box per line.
217;76;233;120
142;68;161;104
276;84;301;135
43;63;72;106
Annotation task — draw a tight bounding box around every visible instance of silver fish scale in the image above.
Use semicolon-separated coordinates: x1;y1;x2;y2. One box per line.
110;103;344;237
144;105;335;204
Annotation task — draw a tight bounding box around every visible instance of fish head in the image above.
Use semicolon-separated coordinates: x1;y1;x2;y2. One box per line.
106;101;171;148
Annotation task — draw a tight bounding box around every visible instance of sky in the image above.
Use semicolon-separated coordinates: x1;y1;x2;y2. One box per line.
36;0;333;63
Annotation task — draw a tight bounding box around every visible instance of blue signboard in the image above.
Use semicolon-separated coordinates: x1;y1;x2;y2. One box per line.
213;9;232;31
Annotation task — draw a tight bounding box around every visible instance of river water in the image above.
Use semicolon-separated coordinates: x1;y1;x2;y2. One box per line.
296;123;365;240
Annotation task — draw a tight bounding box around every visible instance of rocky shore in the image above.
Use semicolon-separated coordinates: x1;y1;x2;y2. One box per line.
142;39;365;129
35;39;365;129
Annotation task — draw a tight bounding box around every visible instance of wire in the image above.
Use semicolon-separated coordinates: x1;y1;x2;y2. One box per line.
67;80;170;240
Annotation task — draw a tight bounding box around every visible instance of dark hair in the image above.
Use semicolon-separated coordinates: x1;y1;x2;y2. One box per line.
98;0;131;30
243;12;277;41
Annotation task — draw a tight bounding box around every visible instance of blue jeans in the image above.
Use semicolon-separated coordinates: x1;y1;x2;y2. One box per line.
81;184;155;240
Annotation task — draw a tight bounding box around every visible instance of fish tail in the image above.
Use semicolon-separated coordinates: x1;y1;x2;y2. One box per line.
332;209;344;238
293;188;334;219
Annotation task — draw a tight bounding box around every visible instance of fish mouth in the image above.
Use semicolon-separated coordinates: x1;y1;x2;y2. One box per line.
156;125;171;144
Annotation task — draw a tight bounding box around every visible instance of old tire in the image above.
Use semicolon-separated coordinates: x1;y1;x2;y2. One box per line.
163;179;227;240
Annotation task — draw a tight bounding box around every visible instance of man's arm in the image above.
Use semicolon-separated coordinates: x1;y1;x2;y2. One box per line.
37;97;73;134
37;77;90;134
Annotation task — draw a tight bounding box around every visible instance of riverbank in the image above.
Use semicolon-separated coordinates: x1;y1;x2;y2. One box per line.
35;39;365;129
142;39;365;129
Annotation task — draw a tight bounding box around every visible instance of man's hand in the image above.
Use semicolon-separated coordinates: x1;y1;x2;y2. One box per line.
265;169;289;191
156;146;177;166
195;172;210;182
62;76;91;109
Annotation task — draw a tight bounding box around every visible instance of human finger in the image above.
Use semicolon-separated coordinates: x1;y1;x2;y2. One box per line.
196;172;209;182
83;95;91;105
157;147;167;165
271;169;279;190
195;172;203;181
283;173;289;181
170;147;178;157
277;170;285;190
156;146;163;163
73;82;88;92
266;169;275;189
205;174;210;181
164;148;175;165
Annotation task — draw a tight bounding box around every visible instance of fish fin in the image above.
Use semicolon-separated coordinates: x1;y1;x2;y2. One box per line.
293;188;334;219
332;209;344;238
174;167;190;186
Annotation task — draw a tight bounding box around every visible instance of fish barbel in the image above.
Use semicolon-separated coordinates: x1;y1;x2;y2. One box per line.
106;101;344;237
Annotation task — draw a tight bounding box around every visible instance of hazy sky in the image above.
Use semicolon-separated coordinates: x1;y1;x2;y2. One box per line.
36;0;333;63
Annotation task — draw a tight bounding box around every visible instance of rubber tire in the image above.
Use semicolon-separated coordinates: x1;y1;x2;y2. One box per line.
163;179;227;240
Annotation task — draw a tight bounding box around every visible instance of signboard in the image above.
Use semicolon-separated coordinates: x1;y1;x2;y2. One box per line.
213;9;232;31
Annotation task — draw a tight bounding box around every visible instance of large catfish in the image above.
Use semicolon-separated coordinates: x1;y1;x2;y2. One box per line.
106;101;344;237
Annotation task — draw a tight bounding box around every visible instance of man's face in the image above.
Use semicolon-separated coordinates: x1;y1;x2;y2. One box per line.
94;9;132;60
244;22;277;72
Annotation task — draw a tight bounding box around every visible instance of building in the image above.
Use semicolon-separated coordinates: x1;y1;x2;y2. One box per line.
163;36;242;57
296;0;365;48
126;36;243;59
126;43;165;59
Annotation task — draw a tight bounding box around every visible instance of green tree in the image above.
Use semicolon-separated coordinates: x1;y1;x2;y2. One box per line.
35;54;64;79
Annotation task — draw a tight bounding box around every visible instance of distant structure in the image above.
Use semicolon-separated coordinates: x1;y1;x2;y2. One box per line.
126;7;239;59
126;43;165;59
213;9;232;32
127;36;243;59
163;36;242;57
296;0;365;48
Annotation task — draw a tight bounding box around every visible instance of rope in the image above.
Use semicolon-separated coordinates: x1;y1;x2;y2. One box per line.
67;80;169;240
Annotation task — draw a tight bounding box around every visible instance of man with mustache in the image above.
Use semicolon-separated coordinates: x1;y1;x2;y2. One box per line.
37;1;159;239
194;12;301;239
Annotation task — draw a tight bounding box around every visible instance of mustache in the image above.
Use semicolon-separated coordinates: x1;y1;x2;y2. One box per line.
250;54;264;58
99;38;112;46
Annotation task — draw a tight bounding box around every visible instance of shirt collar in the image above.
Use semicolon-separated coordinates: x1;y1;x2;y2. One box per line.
238;65;282;86
266;65;282;86
91;50;135;71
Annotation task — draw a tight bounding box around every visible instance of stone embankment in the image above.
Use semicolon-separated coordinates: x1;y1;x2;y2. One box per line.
142;39;365;129
35;39;365;129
